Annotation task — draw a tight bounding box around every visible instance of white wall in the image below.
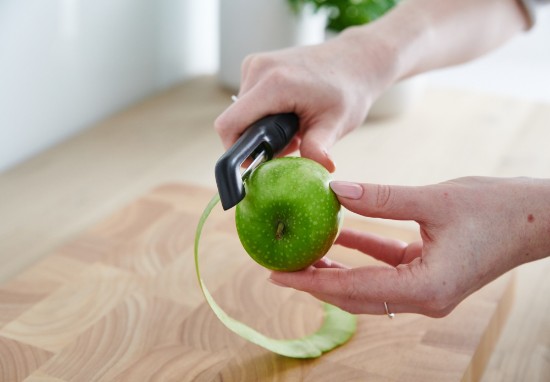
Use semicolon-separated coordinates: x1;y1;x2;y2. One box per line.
0;0;218;173
0;1;548;173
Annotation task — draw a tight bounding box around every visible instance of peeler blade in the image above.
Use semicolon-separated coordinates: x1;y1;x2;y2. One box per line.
215;113;299;210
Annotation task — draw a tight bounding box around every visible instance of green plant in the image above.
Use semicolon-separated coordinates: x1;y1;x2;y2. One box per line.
288;0;400;32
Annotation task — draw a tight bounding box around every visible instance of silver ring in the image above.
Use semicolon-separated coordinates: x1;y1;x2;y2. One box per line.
231;95;238;102
384;302;395;319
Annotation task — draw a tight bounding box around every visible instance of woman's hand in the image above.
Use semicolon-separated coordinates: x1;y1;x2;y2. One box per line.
214;33;397;172
214;0;527;173
269;177;550;317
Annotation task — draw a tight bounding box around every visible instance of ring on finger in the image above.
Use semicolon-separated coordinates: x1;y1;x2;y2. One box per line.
384;301;395;319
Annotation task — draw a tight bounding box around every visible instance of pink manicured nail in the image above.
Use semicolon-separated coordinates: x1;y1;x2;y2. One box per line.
330;181;364;200
268;277;289;288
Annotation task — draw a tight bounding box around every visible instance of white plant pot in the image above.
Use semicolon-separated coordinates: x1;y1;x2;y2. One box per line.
219;1;327;92
368;78;424;119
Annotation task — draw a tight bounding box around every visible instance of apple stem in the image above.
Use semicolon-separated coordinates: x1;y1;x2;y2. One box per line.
276;221;285;240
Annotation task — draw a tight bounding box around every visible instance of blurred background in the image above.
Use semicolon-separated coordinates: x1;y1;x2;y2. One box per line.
1;4;549;379
0;0;549;173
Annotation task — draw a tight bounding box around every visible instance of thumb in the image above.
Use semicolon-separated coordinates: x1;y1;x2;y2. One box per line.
330;181;432;221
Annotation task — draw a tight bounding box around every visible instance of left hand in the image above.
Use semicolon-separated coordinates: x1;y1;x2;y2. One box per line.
269;177;550;317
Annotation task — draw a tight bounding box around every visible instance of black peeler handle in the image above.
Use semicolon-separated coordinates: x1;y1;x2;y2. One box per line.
215;113;299;210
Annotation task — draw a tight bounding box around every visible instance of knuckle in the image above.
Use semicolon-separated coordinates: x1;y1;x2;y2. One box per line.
213;115;228;134
308;268;321;290
242;53;275;76
264;67;292;88
338;269;362;303
242;55;295;95
213;116;223;132
375;184;393;210
241;53;254;69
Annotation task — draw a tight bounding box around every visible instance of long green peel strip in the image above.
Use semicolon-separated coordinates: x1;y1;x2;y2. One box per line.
194;193;357;358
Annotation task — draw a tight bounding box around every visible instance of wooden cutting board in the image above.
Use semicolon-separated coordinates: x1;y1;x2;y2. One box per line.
0;183;514;381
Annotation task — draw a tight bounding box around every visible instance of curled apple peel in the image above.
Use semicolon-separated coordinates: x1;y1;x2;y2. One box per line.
194;193;356;358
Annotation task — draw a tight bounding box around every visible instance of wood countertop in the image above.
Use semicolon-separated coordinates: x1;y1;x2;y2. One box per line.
0;183;514;381
0;76;549;380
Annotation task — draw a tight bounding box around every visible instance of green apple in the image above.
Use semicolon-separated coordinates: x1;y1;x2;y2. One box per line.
235;157;342;272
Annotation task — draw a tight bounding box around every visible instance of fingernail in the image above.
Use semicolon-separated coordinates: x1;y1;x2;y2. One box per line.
268;277;289;288
330;181;364;200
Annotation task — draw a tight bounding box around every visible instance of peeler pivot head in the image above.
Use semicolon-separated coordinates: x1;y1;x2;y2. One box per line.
215;113;299;210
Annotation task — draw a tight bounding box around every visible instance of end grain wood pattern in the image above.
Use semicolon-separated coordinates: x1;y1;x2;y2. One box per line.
0;183;514;381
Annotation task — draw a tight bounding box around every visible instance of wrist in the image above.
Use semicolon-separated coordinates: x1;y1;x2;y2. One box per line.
336;0;528;88
335;4;430;89
512;178;550;265
334;25;403;98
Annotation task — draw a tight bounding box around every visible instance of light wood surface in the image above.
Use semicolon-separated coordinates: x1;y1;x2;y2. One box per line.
0;183;514;381
0;76;549;380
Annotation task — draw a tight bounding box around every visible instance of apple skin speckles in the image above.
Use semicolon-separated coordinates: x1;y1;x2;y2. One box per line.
235;157;342;272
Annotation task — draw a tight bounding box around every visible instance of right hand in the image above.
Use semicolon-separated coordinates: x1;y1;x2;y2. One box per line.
214;31;396;172
215;0;528;172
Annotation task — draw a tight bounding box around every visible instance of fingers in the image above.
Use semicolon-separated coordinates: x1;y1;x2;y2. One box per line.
336;228;423;267
215;89;339;172
269;264;435;315
215;50;346;172
214;87;292;151
270;265;418;305
330;181;435;222
299;123;338;172
278;136;301;158
215;53;304;151
309;291;426;316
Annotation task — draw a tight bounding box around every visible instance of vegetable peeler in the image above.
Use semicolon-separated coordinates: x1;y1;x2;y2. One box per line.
215;113;299;210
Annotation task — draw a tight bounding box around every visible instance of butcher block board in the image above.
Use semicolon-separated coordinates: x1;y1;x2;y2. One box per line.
0;183;514;381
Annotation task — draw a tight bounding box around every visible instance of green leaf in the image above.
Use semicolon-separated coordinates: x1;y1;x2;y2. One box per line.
315;0;401;32
194;193;357;358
